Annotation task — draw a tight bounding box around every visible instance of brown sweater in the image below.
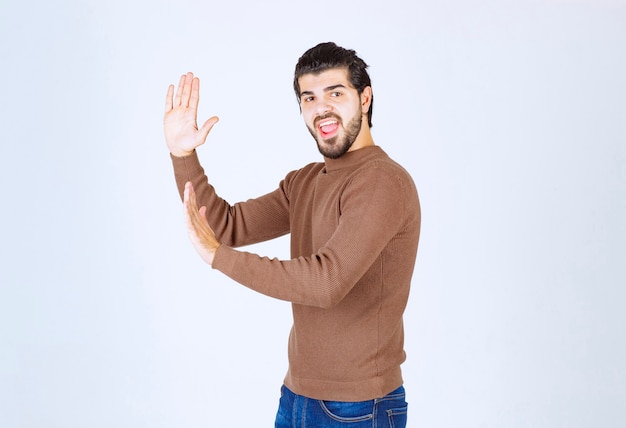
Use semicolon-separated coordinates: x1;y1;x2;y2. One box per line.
171;145;420;401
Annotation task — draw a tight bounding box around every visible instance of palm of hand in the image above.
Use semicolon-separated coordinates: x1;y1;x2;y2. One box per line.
164;72;219;157
164;110;202;156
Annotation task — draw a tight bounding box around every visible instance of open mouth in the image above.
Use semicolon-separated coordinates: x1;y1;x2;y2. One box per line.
317;118;340;139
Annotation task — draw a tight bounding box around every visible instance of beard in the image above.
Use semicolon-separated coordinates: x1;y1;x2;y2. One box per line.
307;110;363;159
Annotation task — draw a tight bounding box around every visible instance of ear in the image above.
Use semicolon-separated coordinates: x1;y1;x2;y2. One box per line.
360;86;372;114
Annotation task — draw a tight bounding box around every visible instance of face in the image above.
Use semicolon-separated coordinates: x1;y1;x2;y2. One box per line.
298;68;371;159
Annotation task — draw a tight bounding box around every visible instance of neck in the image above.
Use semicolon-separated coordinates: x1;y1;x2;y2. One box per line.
347;122;375;153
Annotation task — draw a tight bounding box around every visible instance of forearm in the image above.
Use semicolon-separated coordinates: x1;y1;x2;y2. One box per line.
212;245;353;308
171;151;236;244
171;150;208;202
171;151;290;247
211;164;419;309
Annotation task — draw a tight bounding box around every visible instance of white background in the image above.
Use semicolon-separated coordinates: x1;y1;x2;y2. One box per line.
1;0;625;426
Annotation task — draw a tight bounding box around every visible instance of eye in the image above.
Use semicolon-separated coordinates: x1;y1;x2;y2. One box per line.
302;96;315;103
331;91;342;97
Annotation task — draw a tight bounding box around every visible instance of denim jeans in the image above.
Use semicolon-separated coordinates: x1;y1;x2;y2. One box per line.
274;384;408;428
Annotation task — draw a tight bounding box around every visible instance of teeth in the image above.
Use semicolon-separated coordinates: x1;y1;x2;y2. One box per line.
319;120;337;127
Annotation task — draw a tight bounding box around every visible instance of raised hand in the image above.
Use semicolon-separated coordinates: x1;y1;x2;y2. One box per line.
164;72;219;157
183;181;221;266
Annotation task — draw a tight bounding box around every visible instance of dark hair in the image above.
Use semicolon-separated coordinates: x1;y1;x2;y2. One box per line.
294;42;374;128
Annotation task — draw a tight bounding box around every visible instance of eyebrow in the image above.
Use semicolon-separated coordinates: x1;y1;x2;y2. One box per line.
300;84;348;98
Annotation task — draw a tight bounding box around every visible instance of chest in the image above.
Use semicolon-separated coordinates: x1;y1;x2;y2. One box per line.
289;171;349;255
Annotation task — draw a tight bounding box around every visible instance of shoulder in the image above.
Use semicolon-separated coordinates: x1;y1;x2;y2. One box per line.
355;149;417;192
342;149;420;216
280;161;325;194
285;161;324;181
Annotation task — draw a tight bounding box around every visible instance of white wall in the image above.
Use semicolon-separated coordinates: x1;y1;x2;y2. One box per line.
1;0;625;426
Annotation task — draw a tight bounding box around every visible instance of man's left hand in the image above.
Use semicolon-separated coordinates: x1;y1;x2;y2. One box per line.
183;181;221;266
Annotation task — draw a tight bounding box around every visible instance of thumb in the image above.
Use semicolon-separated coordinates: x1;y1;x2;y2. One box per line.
198;116;220;142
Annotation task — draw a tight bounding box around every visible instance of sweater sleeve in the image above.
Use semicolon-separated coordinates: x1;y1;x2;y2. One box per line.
212;161;419;308
171;151;291;247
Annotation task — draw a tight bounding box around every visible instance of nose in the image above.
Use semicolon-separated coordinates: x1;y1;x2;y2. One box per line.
314;99;332;117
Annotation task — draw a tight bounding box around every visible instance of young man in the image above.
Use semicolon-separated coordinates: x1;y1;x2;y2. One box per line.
164;42;421;427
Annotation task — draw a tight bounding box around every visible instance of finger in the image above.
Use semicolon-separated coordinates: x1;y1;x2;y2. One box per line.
174;74;186;108
181;72;194;108
184;183;210;239
198;205;208;219
198;206;217;237
189;76;200;111
196;206;212;234
184;203;203;245
184;182;204;228
164;84;174;112
184;182;201;232
184;181;197;212
198;116;219;142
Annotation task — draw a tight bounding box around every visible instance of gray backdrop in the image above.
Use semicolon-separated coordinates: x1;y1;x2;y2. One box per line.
1;0;625;426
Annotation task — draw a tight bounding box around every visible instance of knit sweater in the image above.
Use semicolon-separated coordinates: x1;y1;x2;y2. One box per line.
171;145;421;401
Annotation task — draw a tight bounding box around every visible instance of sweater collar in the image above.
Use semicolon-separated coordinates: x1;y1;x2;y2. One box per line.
323;146;384;172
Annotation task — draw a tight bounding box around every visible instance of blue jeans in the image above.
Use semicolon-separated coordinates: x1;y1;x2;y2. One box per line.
274;385;408;428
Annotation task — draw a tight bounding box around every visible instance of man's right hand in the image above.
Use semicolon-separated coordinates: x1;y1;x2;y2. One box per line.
164;72;219;157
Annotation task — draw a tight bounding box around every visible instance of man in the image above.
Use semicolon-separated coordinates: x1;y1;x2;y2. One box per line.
164;42;420;427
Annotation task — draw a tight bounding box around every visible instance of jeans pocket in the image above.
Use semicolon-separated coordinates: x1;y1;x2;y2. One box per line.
318;399;375;423
386;405;408;428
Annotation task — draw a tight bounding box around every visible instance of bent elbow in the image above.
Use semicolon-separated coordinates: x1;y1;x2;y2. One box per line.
315;286;349;309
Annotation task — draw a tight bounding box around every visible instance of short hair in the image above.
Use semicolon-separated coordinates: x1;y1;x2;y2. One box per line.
294;42;374;128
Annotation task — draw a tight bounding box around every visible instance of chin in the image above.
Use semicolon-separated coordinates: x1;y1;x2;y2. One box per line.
317;139;353;159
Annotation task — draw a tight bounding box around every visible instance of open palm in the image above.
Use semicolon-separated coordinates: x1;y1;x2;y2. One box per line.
164;72;218;157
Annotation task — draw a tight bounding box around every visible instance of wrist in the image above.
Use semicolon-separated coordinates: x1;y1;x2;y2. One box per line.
207;243;221;267
170;148;194;158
